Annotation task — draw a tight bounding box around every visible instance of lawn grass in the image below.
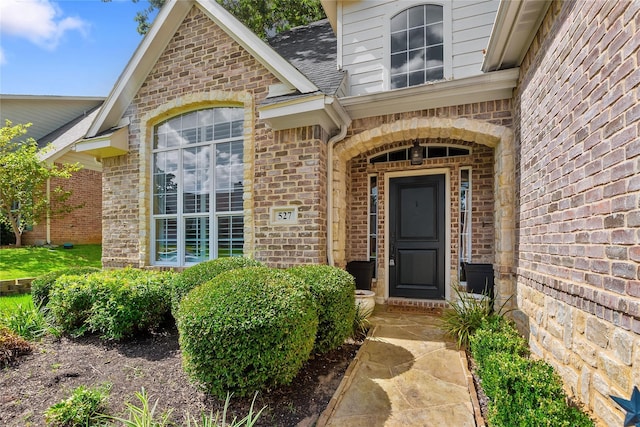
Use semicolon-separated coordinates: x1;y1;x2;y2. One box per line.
0;293;34;317
0;244;101;280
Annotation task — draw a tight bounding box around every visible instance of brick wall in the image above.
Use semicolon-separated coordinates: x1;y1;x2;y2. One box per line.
101;5;327;268
515;1;640;424
22;167;102;246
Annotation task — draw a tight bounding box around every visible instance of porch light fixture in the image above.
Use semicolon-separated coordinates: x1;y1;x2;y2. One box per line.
410;140;423;165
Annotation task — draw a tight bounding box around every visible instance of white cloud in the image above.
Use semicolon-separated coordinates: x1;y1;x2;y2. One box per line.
0;0;89;50
0;47;5;65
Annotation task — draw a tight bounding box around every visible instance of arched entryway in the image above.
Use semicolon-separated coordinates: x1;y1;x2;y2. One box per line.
330;117;515;307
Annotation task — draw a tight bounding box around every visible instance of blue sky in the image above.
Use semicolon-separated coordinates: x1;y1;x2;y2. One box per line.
0;0;155;96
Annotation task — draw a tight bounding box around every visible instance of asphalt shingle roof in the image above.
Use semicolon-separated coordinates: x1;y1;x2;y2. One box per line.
267;19;344;98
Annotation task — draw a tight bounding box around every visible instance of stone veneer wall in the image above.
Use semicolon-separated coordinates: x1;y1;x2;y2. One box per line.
347;139;495;285
514;1;640;425
23;168;102;246
102;5;326;268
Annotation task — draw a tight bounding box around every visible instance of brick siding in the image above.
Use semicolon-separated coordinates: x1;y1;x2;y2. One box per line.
101;5;327;268
22;167;102;246
515;1;640;424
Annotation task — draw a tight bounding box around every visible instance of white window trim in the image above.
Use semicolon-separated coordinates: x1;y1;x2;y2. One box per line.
382;1;453;91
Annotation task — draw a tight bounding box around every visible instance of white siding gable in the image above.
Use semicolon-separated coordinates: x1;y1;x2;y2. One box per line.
340;0;499;96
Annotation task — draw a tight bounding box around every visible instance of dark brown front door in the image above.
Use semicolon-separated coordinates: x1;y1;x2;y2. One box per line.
389;174;445;299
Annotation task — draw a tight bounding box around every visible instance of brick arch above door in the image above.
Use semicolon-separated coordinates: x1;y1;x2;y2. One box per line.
331;116;515;306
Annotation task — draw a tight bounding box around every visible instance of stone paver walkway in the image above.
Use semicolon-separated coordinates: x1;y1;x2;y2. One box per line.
318;306;479;427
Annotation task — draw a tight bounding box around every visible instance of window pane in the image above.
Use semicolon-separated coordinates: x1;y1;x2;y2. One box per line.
217;216;244;257
426;67;444;81
389;149;407;161
408;5;425;28
426;45;443;66
391;31;407;53
216;141;244;212
409;70;425;86
155;218;177;263
426;4;443;25
214;122;231;140
391;74;407;89
184;217;209;263
426;23;443;46
390;10;407;32
428;146;447;158
409;28;425;50
449;147;470;156
391;52;407;74
183;146;211;213
409;49;425;71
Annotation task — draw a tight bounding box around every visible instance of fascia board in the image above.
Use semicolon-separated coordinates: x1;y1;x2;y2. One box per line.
340;69;519;119
74;126;129;158
259;95;350;133
482;0;551;72
87;0;194;137
197;0;318;94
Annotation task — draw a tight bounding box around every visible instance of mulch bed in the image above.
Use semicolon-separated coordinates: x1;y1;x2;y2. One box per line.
0;326;359;426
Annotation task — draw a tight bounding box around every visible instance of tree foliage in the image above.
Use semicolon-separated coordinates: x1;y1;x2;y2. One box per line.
110;0;326;39
0;121;82;247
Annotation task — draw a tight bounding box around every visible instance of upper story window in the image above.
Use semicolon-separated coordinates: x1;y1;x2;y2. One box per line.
152;108;244;266
390;4;444;89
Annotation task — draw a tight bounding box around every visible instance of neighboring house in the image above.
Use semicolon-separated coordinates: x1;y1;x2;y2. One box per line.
0;95;104;245
60;0;637;424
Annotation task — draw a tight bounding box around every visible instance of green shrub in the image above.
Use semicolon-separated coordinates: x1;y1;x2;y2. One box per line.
470;318;593;427
48;269;174;340
177;267;318;398
107;388;172;427
469;316;529;367
287;264;356;353
44;383;111;426
171;257;263;315
31;267;101;307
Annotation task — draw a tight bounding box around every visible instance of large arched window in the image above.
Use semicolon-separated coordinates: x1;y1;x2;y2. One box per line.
152;108;244;266
390;4;444;89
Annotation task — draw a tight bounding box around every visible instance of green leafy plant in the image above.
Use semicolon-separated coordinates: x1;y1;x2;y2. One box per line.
44;383;111;426
0;326;32;366
288;264;356;353
171;257;263;316
469;318;594;427
31;267;101;307
106;388;172;427
177;267;318;398
440;284;511;349
351;303;372;341
48;268;174;340
185;393;264;427
0;300;51;340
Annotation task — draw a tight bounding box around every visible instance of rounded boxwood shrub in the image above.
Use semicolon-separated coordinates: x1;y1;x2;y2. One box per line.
171;257;263;315
31;267;101;308
48;268;174;340
177;267;318;397
287;264;356;353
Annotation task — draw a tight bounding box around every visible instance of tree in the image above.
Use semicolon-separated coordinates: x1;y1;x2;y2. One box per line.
109;0;326;39
0;121;82;247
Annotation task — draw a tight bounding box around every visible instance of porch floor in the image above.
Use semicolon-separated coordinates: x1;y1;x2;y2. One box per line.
317;306;480;427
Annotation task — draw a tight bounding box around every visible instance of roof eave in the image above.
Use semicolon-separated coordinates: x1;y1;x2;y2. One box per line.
482;0;552;72
258;94;351;134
